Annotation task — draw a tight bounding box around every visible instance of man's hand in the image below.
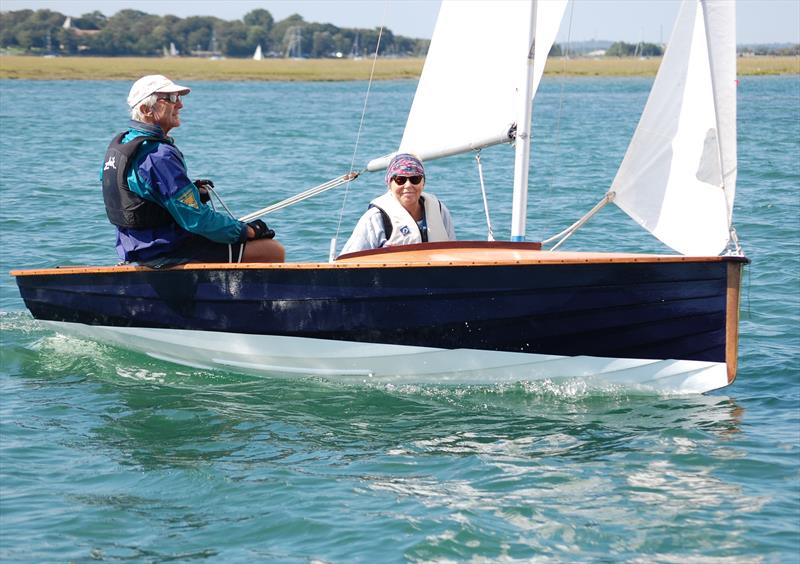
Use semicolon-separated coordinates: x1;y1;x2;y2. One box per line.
194;179;214;203
247;219;276;240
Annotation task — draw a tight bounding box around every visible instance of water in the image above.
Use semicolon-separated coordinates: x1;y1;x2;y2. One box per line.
1;75;799;562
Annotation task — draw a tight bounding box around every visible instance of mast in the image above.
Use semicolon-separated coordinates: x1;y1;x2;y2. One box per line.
510;0;538;242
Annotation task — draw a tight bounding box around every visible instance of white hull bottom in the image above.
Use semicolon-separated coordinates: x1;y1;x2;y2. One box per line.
43;322;730;394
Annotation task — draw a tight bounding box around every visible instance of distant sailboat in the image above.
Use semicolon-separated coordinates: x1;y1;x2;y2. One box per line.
351;32;362;60
163;42;178;58
253;44;263;61
285;27;302;58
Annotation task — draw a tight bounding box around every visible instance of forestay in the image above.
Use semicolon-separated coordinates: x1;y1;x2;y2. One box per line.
367;0;567;170
610;0;737;256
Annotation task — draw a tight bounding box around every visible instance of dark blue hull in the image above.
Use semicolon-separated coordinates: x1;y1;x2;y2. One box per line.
14;253;747;365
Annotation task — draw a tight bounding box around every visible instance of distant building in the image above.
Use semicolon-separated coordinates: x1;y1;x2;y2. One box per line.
62;16;100;37
60;16;99;52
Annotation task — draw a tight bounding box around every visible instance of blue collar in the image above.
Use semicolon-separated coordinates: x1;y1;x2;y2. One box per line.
128;120;166;138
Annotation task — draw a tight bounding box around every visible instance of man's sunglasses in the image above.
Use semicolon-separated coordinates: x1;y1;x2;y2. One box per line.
392;175;423;185
157;93;181;104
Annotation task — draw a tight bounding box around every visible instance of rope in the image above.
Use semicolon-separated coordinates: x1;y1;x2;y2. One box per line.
330;3;389;261
206;185;237;219
475;152;495;241
543;192;614;250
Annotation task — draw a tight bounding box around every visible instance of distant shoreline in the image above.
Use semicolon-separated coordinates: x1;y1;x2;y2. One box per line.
1;55;797;81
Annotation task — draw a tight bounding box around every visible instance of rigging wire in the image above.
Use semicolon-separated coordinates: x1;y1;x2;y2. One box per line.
474;152;495;241
546;0;575;192
541;2;612;249
543;192;613;250
330;3;389;260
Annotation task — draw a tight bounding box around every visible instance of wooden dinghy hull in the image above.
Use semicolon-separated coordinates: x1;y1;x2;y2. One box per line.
11;242;748;393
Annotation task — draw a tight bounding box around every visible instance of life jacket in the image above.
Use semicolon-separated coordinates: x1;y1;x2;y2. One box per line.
101;132;175;229
370;192;450;246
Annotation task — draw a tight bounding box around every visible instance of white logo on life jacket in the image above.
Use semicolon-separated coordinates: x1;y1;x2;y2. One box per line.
399;225;411;236
104;156;117;171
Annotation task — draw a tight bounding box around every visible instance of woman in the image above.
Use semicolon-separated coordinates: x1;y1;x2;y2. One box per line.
339;153;456;255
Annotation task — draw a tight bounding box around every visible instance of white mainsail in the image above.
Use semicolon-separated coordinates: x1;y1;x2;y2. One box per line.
610;0;736;255
367;0;566;170
253;44;263;61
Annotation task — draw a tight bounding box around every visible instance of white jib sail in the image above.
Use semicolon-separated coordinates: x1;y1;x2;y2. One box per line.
702;0;737;224
395;0;566;163
253;44;263;61
611;0;736;256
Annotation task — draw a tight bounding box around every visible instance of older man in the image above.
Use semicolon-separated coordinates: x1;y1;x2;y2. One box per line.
102;74;284;267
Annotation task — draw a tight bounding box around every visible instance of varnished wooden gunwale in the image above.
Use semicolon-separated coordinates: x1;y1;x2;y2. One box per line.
9;242;749;277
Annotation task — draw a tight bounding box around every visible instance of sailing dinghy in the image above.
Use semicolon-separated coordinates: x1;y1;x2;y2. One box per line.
11;0;747;393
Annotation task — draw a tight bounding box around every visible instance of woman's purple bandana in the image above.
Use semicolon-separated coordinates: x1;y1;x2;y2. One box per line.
385;153;425;186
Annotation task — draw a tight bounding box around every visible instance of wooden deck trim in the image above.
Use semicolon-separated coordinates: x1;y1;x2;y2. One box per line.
9;242;749;277
335;240;542;260
726;261;745;385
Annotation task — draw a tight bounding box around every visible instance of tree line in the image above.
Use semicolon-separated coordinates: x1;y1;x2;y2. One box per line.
7;9;794;60
0;8;431;58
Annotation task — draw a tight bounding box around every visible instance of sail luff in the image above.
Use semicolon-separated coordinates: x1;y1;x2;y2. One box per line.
701;0;737;224
510;1;537;242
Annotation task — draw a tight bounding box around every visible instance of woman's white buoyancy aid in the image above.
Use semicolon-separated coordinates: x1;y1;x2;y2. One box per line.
371;192;450;246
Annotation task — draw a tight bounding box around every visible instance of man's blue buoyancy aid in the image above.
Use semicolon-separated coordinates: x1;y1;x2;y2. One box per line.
101;132;175;229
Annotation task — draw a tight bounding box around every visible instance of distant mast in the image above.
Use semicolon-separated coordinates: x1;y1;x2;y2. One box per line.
44;29;54;56
285;27;302;58
208;29;221;59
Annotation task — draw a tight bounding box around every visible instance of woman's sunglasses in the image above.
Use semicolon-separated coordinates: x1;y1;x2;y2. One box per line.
392;175;423;185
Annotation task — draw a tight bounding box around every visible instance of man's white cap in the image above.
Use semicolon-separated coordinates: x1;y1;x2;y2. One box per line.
127;74;191;108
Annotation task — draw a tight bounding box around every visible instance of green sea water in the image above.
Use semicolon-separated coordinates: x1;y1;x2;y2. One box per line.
1;75;798;562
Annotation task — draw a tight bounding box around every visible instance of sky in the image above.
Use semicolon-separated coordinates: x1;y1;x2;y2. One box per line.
2;0;798;45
